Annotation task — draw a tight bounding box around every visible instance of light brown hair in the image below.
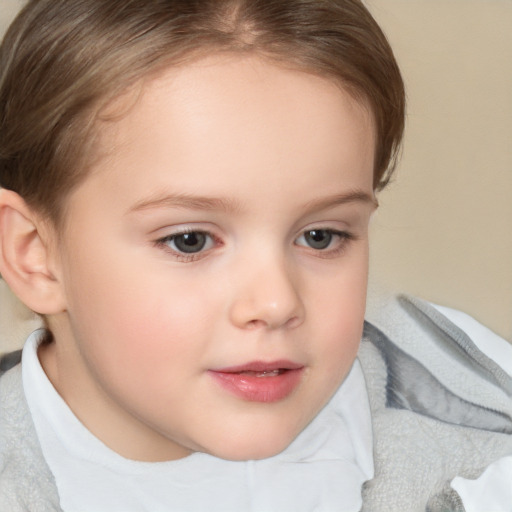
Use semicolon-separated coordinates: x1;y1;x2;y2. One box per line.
0;0;405;226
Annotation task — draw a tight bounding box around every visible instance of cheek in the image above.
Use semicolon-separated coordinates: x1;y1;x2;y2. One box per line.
82;277;212;361
62;245;218;381
308;248;368;379
64;269;218;420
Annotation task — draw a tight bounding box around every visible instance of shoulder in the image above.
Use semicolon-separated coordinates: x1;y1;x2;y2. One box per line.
432;303;512;376
362;293;512;411
360;294;512;511
0;358;62;511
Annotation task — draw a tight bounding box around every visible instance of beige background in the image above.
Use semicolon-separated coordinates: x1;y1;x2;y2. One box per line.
0;0;511;349
366;0;511;341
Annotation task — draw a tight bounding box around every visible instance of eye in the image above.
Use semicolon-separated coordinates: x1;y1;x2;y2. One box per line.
295;228;353;253
158;230;214;255
302;229;334;250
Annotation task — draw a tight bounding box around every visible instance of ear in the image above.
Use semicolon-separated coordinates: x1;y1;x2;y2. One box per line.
0;189;66;314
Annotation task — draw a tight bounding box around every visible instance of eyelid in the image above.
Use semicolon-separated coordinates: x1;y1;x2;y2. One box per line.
152;223;356;262
153;226;222;262
294;228;355;258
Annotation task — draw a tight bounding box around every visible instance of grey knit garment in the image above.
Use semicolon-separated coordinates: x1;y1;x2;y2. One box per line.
0;364;62;511
361;295;512;512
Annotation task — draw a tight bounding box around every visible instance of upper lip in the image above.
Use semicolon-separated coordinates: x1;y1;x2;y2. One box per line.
210;360;304;373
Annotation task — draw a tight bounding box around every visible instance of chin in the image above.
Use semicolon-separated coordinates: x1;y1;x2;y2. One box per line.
205;426;300;462
214;443;291;462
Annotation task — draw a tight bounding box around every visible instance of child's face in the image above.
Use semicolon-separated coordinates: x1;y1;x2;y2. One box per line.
43;55;376;462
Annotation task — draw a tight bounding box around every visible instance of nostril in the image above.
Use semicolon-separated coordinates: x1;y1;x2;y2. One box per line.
285;316;303;329
245;319;269;330
244;315;303;331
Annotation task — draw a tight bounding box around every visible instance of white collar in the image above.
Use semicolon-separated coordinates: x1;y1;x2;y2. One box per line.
22;330;374;512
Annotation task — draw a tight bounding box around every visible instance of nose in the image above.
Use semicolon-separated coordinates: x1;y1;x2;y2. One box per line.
228;254;305;331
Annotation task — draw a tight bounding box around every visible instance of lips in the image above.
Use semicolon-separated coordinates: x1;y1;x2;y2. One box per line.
208;360;304;403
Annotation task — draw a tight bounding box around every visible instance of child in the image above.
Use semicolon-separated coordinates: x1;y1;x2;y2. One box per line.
0;1;510;510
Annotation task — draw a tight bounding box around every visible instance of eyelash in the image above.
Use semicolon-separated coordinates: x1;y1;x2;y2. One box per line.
295;229;355;259
154;228;355;262
154;229;221;262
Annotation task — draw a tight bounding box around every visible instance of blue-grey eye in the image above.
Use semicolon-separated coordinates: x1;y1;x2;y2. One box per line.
171;232;208;253
303;229;333;250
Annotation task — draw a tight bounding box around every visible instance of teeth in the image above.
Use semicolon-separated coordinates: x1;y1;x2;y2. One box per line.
256;370;281;378
240;369;283;377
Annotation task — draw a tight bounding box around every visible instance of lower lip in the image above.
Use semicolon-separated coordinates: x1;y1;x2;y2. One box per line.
208;368;304;403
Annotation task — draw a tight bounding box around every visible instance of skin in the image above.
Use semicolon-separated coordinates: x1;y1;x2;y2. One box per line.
39;54;377;462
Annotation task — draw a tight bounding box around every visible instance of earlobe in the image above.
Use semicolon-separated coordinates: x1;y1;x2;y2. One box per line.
0;189;66;314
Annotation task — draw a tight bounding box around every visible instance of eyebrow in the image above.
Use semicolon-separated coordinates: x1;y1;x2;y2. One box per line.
128;189;377;215
302;190;378;212
128;193;242;214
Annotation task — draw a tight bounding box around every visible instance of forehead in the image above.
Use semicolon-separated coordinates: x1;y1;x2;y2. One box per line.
86;54;376;207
